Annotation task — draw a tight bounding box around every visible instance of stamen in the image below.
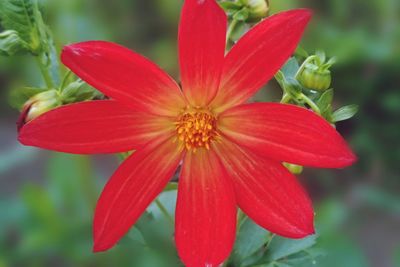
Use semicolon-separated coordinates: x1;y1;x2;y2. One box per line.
175;109;219;151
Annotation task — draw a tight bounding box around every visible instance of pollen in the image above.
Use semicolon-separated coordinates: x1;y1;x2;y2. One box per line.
175;110;219;151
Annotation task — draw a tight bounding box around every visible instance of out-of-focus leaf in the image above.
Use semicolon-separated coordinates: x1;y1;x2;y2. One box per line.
0;146;36;174
233;9;249;21
47;153;97;216
8;86;47;110
0;30;30;56
164;182;178;192
267;234;317;261
233;217;270;263
332;104;359;122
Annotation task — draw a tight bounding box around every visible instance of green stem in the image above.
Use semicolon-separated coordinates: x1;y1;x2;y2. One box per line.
35;56;55;88
294;55;318;80
280;93;291;104
301;93;321;115
155;198;174;225
59;70;72;92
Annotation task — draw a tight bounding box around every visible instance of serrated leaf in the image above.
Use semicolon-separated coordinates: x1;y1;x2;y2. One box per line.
267;235;317;261
233;217;270;263
332;104;359;122
0;0;41;52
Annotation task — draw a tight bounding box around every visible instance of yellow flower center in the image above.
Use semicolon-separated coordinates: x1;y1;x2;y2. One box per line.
175;109;219;151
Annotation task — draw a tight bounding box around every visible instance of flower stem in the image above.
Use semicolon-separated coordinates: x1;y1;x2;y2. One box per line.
35;56;55;88
155;198;174;225
301;93;321;115
59;70;72;92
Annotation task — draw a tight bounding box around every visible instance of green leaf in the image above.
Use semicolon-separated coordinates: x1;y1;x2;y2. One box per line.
61;80;101;104
281;57;300;79
164;182;178;191
233;8;249;21
332;104;359;122
0;29;29;56
317;89;334;109
0;0;41;52
315;50;326;64
219;1;242;12
233;217;270;264
267;235;317;261
295;46;309;58
8;86;47;110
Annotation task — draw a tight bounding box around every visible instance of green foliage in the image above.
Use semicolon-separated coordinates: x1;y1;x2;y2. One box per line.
267;235;317;261
231;217;270;265
8;86;47;110
0;30;29;55
0;0;42;54
332;104;359;122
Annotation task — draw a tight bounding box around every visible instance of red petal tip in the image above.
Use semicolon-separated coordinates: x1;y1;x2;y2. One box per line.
92;241;110;253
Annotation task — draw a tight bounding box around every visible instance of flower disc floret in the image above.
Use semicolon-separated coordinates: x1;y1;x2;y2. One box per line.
175;109;219;151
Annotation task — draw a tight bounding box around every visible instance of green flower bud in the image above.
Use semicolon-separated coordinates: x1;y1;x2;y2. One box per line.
296;52;336;91
298;63;332;91
283;163;304;175
18;90;61;130
0;30;30;56
240;0;269;22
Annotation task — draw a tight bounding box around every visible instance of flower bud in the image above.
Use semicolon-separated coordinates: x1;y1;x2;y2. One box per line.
17;90;61;131
298;64;332;91
241;0;269;22
283;163;303;175
296;52;336;91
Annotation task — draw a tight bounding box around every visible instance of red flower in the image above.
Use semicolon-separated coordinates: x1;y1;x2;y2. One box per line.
18;1;356;266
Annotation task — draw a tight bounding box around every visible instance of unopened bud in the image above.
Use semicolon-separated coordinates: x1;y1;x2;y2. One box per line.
241;0;269;22
298;64;331;91
297;52;336;91
17;90;61;131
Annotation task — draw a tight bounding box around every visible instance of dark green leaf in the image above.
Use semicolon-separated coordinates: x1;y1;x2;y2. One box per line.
332;104;359;122
233;217;270;263
267;234;317;261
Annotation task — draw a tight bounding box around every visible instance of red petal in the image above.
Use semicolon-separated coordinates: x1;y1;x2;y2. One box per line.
18;100;174;154
219;103;357;168
178;0;227;106
61;41;186;116
93;136;183;252
211;9;311;112
175;149;236;267
214;140;314;238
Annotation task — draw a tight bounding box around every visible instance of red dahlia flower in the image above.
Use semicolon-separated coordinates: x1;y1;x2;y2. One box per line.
18;1;356;266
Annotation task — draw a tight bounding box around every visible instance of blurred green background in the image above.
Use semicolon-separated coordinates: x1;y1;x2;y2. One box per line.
1;0;399;266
